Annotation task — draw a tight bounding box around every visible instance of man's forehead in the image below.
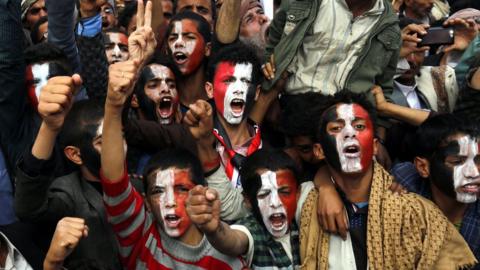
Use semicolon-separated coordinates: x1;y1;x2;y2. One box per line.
215;61;253;77
177;0;211;10
151;167;192;185
105;32;128;44
172;19;200;34
241;0;263;16
323;103;370;121
147;64;174;79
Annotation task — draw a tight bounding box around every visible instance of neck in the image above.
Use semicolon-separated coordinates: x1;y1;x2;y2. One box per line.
430;183;468;224
395;77;416;86
179;225;204;246
81;166;100;182
345;0;375;18
177;67;208;107
218;115;251;147
329;164;373;203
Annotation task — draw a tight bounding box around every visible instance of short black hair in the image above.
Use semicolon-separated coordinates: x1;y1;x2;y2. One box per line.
118;1;137;30
30;16;48;44
167;11;212;44
280;93;331;138
206;42;262;86
240;148;299;221
23;42;71;74
143;148;205;193
173;0;217;21
414;114;478;159
104;27;128;35
58;100;104;150
315;90;377;143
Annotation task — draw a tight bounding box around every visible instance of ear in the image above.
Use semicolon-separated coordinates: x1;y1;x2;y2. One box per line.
313;143;325;160
144;194;152;212
254;85;261;101
131;94;139;108
414;157;430;178
205;42;212;57
205;81;214;99
64;146;83;165
373;137;379;156
242;192;253;210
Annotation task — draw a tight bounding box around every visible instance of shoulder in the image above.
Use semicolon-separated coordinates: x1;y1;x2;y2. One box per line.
50;172;83;190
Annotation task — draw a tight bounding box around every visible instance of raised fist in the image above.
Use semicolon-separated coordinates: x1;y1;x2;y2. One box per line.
38;75;82;132
106;60;140;108
186;185;221;235
184;100;214;144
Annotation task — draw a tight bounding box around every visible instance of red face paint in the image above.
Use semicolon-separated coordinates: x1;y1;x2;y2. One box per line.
322;103;374;174
168;19;206;75
151;169;195;238
212;61;253;125
257;170;297;238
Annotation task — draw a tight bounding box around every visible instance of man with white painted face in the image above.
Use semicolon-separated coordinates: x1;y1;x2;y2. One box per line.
99;60;246;270
205;42;262;188
103;28;129;65
187;149;308;269
299;91;476;269
166;12;212;112
132;63;181;124
392;114;480;267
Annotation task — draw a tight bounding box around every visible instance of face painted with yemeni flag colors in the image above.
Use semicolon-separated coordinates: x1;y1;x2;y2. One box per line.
104;32;129;65
256;170;297;238
143;64;179;124
321;103;374;174
149;168;194;238
213;61;255;125
431;135;480;203
168;19;206;75
25;62;69;109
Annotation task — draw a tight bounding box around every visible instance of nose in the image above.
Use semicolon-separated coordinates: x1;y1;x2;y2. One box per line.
112;44;121;57
160;83;170;94
463;160;480;179
39;8;47;17
165;187;176;208
343;123;356;139
269;191;282;208
258;14;268;25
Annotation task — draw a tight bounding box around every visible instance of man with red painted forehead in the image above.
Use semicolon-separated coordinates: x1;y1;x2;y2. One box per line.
299;91;476;269
205;42;263;188
187;149;306;269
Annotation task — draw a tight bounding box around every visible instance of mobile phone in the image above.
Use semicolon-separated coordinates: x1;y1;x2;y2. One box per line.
418;27;454;47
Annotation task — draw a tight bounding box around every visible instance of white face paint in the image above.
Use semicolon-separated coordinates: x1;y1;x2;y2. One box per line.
156;169;181;237
95;120;128;153
31;63;50;100
336;104;362;173
453;136;480;203
222;63;252;125
112;44;122;57
257;171;288;238
170;21;197;58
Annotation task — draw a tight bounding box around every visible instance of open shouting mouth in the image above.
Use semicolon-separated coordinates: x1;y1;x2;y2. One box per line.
173;51;188;65
230;98;245;117
163;214;181;228
157;96;175;120
269;212;287;231
342;142;360;158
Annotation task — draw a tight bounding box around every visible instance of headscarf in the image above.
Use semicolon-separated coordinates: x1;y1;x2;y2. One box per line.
21;0;39;20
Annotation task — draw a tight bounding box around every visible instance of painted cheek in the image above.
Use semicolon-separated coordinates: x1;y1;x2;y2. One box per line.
353;105;374;170
25;66;39;108
276;171;298;223
213;62;235;115
185;38;205;73
174;194;191;235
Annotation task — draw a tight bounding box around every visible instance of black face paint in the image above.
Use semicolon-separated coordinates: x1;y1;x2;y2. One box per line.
244;83;257;120
78;123;102;179
319;106;342;172
429;141;459;199
135;67;159;121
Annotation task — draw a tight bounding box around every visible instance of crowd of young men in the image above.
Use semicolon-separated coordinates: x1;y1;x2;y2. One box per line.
1;0;480;269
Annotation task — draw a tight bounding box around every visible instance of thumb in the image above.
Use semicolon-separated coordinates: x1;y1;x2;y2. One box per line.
72;74;83;88
205;188;218;201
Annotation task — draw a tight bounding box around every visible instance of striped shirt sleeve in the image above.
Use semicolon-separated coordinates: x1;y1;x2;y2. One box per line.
100;169;148;259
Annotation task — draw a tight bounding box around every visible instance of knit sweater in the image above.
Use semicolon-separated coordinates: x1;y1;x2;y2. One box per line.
101;171;246;270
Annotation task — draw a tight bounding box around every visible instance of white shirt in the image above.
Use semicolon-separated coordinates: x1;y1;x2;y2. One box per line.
286;0;384;95
394;80;423;109
0;232;33;270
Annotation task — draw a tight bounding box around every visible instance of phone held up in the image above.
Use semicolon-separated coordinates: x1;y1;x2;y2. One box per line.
418;27;454;47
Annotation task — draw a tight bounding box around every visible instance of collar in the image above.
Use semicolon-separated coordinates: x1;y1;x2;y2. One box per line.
394;80;418;97
1;232;31;270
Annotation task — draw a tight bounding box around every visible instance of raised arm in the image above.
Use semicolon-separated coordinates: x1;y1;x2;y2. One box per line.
215;0;241;44
186;186;249;257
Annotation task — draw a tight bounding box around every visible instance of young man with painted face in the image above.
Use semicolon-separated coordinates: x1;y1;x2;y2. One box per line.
205;42;262;188
166;12;212;112
100;61;246;270
104;28;129;65
392;114;480;267
187;149;305;269
132;63;181;124
299;91;476;269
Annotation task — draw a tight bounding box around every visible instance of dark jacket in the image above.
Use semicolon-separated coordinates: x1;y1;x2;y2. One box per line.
14;152;122;269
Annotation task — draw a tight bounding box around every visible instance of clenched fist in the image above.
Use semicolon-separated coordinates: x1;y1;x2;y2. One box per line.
184;100;214;145
186;185;221;235
106;60;140;108
38;75;82;132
